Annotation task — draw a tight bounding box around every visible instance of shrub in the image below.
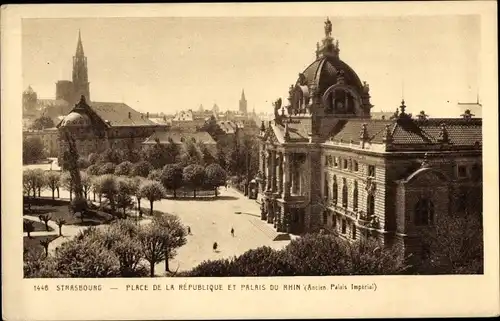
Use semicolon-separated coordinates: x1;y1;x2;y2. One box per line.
232;246;295;276
115;161;134;176
185;258;235;277
131;161;153;178
98;162;117;175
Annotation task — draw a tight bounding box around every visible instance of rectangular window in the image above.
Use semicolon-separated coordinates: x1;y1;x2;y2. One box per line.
458;165;467;178
343;159;348;169
354;161;359;172
368;165;376;177
341;219;347;234
332;215;337;228
352;225;357;239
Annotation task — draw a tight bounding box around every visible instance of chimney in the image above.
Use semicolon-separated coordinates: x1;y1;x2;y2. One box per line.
128;112;131;119
146;112;149;119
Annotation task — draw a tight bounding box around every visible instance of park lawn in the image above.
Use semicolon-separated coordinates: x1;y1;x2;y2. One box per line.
23;235;59;256
23;219;54;232
139;207;167;218
25;204;115;226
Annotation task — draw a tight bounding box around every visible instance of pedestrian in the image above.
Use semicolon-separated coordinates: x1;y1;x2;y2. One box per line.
213;242;218;252
230;227;234;237
187;226;191;235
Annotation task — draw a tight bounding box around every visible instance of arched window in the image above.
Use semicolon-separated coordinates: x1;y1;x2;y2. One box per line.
414;198;435;226
367;194;375;217
324;174;329;200
342;178;348;208
353;181;359;210
332;176;338;204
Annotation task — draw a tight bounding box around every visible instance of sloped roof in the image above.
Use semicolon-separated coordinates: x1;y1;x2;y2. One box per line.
142;130;216;145
269;115;482;148
90;102;156;127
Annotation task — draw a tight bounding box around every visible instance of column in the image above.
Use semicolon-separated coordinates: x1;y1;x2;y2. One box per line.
266;150;272;191
277;152;284;196
283;153;291;198
271;150;277;193
290;154;297;195
261;148;267;192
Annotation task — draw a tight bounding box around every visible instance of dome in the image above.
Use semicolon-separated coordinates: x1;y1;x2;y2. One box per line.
59;112;91;127
23;86;35;95
298;57;364;96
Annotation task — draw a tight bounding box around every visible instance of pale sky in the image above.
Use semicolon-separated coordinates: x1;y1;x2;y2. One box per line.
22;15;480;117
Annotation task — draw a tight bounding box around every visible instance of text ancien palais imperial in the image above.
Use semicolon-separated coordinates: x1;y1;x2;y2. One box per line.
258;18;482;259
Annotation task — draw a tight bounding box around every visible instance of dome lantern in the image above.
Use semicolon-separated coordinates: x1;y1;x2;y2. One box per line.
316;17;340;60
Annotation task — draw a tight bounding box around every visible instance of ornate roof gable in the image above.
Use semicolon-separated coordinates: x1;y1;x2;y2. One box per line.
262;122;282;145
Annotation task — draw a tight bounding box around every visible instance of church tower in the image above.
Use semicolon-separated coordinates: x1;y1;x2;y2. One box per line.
72;30;90;103
239;89;247;115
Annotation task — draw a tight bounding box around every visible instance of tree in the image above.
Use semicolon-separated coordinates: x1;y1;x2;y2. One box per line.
344;239;407;275
55;218;66;236
232;246;294;276
144;142;170;169
131;161;153;178
53;229;120;277
160;164;183;198
98;162;117;175
70;197;89;222
139;223;168;277
216;148;227;170
23;171;33;210
99;174;119;213
114;161;134;176
179;140;203;166
418;213;483;274
60;171;73;200
45;171;61;200
105;219;145;277
38;214;52;231
77;157;90;169
139;180;165;216
80;171;92;199
23;136;46;164
152;215;187;272
30;115;55;130
284;234;351;275
182;164;205;198
91;175;104;205
40;239;50;258
204;163;227;197
98;148;124;164
196;141;215;166
24;220;35;238
86;164;100;176
129;176;144;216
87;152;100;165
115;178;134;218
147;169;162;181
24;169;45;198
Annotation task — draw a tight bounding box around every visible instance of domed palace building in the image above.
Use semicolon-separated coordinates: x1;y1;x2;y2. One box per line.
258;18;482;258
57;95;168;161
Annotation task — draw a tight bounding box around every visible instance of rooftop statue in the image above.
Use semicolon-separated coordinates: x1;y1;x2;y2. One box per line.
324;17;332;38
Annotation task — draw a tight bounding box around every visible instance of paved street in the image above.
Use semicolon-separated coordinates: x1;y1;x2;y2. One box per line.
34;186;291;274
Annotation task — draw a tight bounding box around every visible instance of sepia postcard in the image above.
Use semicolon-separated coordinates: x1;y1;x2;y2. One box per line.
2;2;499;320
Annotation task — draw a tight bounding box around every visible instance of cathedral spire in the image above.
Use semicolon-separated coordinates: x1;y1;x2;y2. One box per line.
241;89;246;101
72;29;90;103
76;29;84;56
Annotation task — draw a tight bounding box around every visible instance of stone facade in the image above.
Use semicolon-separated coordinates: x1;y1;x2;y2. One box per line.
256;18;482;259
57;96;168;161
